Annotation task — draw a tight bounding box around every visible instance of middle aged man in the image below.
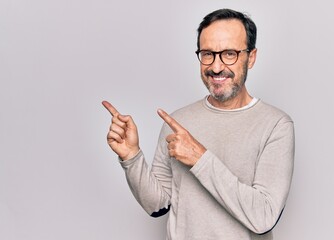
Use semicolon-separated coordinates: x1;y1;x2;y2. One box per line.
102;8;295;240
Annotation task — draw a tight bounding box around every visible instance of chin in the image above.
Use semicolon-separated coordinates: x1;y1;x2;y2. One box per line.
210;87;238;103
212;94;231;103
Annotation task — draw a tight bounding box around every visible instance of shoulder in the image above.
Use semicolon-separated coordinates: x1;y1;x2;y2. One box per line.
254;100;293;124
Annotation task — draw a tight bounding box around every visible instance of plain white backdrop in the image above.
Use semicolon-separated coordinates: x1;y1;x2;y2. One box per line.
1;0;333;239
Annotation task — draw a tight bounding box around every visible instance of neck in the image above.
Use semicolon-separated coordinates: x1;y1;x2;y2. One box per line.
208;88;252;110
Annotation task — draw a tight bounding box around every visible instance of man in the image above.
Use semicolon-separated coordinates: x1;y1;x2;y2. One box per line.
102;8;294;240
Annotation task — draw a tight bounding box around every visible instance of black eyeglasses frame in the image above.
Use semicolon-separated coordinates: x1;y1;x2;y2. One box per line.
195;49;249;66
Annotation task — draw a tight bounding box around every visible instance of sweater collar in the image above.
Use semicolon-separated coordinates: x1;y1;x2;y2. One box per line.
204;95;259;112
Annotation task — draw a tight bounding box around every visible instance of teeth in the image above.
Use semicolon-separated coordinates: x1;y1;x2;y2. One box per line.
213;76;226;81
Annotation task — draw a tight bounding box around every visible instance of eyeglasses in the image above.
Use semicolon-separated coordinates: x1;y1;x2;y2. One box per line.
195;49;249;66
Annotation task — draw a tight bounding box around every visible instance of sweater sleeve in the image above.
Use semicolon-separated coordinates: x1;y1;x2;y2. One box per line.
119;127;172;217
190;116;295;234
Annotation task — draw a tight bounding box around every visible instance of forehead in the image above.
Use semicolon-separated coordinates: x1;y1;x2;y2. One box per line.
199;19;247;50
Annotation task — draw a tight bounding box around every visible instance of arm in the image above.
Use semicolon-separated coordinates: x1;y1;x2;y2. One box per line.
102;101;172;216
119;149;172;217
191;117;295;234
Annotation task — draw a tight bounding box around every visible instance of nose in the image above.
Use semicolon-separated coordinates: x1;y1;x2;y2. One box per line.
210;54;226;73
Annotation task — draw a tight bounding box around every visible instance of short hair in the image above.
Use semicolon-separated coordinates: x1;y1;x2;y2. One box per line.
197;9;257;51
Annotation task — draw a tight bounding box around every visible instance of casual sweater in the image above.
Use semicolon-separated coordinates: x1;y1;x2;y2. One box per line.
120;97;295;240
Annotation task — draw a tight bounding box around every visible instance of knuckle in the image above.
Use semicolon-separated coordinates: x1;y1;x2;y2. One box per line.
110;125;117;132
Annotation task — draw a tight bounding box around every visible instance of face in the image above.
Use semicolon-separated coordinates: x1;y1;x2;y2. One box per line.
199;19;257;105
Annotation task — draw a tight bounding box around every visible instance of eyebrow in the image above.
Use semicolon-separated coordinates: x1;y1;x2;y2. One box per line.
199;48;239;52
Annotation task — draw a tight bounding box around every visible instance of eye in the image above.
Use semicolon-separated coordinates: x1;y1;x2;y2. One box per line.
223;50;237;59
201;51;213;58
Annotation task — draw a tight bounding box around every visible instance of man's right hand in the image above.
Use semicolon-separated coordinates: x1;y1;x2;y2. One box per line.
102;101;140;160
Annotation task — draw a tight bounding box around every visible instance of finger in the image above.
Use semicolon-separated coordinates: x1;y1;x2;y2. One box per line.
107;131;123;144
166;134;176;143
112;115;126;129
168;149;176;158
167;141;176;150
167;143;173;150
157;109;186;133
110;124;126;139
102;101;120;117
118;115;137;130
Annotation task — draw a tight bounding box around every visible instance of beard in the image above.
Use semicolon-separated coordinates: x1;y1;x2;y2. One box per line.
202;63;248;103
210;81;242;102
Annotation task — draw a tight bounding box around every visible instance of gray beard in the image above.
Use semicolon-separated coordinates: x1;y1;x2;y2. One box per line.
210;82;241;102
206;63;248;103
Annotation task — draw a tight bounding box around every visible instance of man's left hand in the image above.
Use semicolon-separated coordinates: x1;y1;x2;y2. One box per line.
157;109;206;166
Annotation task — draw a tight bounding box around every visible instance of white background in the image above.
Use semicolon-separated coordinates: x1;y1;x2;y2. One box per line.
1;0;333;239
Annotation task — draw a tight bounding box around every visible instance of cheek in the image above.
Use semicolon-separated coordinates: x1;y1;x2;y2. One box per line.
200;65;207;76
230;64;245;78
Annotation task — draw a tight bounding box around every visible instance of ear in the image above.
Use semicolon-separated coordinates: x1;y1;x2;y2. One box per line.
247;48;257;69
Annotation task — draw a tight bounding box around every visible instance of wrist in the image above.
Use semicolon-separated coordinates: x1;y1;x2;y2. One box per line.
120;147;141;161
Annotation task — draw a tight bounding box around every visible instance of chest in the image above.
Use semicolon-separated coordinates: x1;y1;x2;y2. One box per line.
175;116;269;185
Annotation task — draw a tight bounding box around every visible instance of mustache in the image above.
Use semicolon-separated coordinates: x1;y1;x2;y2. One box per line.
205;70;235;78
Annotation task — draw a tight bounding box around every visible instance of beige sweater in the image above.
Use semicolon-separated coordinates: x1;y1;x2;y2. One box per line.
120;97;295;240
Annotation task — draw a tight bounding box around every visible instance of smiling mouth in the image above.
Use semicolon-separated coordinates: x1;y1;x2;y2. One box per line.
206;70;234;82
212;76;228;81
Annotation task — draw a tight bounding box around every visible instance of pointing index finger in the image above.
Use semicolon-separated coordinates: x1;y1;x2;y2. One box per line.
157;109;186;133
102;100;119;117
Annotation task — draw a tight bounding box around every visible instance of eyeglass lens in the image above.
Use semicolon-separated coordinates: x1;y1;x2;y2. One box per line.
198;50;241;65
